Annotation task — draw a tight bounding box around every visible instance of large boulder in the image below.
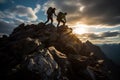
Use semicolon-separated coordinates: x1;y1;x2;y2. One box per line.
26;48;59;80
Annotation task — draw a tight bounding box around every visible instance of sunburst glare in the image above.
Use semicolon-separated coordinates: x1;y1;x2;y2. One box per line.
73;24;88;34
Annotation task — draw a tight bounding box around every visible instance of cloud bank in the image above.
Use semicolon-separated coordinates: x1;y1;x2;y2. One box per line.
43;0;120;27
0;4;41;34
79;31;120;40
76;30;120;44
9;4;41;21
0;4;41;22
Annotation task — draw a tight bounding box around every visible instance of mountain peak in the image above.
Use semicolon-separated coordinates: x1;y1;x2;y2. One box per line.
86;40;93;45
0;22;118;80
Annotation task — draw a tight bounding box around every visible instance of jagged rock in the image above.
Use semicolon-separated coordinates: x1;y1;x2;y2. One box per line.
53;26;82;55
0;22;117;80
9;37;41;55
26;48;59;80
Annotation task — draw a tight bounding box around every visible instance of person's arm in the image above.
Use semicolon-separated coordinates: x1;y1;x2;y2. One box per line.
53;10;57;16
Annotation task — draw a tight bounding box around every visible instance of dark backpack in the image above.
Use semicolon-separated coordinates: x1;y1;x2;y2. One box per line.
47;7;52;14
58;12;63;19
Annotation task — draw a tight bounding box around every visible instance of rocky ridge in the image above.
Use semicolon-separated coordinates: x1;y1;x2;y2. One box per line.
0;22;119;80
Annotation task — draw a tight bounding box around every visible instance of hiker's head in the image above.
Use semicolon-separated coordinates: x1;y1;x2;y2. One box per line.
64;12;67;15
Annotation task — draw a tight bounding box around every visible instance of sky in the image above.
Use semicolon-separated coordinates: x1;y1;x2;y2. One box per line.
0;0;120;44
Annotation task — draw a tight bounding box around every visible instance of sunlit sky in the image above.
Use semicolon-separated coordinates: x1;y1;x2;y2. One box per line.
0;0;120;44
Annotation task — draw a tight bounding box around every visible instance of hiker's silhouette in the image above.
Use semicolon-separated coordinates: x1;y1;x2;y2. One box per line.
45;7;57;24
57;12;67;27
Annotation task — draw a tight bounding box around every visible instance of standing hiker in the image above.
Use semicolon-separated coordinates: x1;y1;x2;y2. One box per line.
45;7;57;24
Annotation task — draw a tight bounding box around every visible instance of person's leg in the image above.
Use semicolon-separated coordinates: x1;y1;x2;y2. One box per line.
61;20;65;26
50;17;53;24
45;16;49;24
57;21;60;27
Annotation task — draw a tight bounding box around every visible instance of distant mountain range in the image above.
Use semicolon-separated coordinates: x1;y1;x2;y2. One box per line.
84;41;120;80
97;44;120;65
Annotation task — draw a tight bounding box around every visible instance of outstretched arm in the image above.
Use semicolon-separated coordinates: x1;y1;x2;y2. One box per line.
54;12;57;16
53;10;57;16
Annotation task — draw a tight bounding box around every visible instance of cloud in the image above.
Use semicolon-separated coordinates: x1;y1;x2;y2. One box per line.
81;33;103;40
0;10;25;25
0;20;15;34
43;0;120;27
0;4;42;35
78;31;120;40
0;4;41;34
100;31;120;37
0;11;15;19
34;4;41;13
0;4;41;28
0;11;5;18
0;0;6;3
12;18;24;25
8;4;40;21
76;30;120;44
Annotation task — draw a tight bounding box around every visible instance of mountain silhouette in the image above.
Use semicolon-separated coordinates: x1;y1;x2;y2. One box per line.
99;44;120;65
0;22;119;80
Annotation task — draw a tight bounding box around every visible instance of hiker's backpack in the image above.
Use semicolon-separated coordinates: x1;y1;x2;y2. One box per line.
58;12;63;19
47;7;52;14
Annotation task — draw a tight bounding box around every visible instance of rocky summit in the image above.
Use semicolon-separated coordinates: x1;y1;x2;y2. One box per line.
0;22;119;80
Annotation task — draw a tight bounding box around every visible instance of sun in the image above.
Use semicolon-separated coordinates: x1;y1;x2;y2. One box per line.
73;24;88;34
73;27;86;34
